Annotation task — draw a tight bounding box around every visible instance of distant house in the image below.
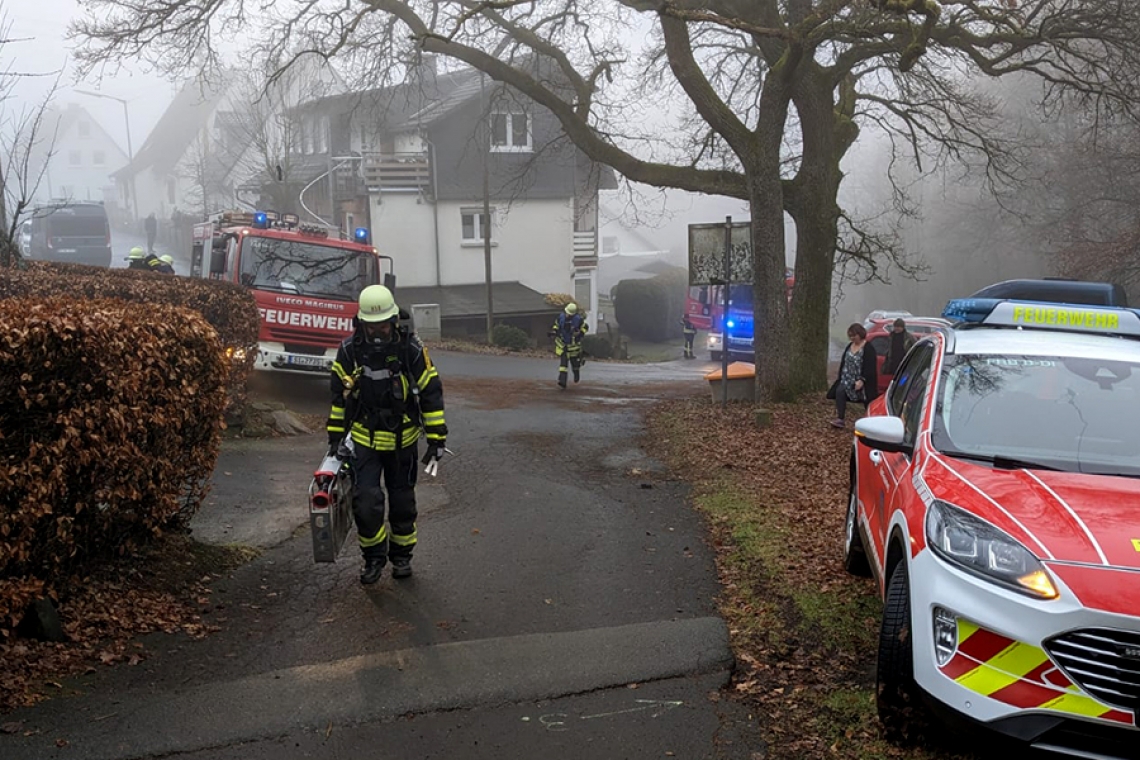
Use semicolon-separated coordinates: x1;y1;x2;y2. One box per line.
31;103;128;215
285;57;616;337
113;62;343;228
111;77;232;224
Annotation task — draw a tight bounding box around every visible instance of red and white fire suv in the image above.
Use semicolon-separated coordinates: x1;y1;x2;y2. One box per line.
847;287;1140;758
191;210;392;374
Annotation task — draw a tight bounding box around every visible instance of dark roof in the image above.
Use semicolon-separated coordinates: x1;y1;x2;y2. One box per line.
397;281;554;319
114;77;230;179
635;260;685;276
296;67;485;129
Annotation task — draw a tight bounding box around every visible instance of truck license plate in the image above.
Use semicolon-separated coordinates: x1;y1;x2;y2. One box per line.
288;355;328;368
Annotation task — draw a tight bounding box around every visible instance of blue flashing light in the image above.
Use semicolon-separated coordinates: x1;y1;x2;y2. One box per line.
354;227;370;244
252;211;268;229
726;319;735;329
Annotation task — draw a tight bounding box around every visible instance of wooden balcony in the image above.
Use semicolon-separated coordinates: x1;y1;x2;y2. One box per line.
362;152;431;193
572;229;598;268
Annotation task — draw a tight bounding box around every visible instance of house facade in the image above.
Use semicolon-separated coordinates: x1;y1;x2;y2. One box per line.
287;61;614;336
31;103;128;216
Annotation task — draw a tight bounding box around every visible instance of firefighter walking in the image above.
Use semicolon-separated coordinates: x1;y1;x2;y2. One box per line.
680;313;697;359
326;285;447;585
551;303;587;388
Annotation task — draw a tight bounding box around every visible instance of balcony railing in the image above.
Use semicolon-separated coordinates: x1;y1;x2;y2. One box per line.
362;152;431;193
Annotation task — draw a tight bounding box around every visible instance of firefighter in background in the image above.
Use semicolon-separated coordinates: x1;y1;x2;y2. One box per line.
551;302;588;388
326;285;447;585
680;313;697;359
126;246;150;271
157;254;176;275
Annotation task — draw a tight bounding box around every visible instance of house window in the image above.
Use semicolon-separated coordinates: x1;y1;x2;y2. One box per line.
93;150;106;167
490;112;531;152
461;208;495;244
69;150;82;166
78;121;91;138
602;236;619;254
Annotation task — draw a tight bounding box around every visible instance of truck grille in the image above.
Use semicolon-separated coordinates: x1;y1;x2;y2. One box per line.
266;325;338;347
1044;628;1140;711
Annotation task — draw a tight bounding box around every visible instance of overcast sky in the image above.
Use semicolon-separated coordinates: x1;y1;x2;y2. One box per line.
6;0;174;157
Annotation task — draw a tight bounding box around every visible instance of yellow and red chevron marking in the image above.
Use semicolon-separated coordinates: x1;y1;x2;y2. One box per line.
937;619;1133;725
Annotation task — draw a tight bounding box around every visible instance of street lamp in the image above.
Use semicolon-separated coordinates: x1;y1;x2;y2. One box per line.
74;89;138;222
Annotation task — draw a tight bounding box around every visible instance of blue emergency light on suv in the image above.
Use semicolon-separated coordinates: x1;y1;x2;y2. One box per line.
725;309;754;351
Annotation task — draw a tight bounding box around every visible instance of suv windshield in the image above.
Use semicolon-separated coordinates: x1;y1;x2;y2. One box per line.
932;354;1140;477
239;236;378;300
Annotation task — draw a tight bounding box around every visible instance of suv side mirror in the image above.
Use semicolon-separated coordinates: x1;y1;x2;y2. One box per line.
854;416;910;455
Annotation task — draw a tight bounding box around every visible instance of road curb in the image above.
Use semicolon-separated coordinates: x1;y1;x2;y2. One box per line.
4;616;733;760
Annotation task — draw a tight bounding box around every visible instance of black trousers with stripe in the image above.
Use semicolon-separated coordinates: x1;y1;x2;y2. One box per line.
351;441;419;561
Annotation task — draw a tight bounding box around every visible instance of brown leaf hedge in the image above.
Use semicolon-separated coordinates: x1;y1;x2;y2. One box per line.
0;263;255;636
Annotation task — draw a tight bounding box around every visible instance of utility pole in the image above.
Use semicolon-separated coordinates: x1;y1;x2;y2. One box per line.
481;73;494;343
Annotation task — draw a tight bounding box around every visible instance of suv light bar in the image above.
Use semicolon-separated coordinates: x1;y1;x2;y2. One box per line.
943;298;1140;338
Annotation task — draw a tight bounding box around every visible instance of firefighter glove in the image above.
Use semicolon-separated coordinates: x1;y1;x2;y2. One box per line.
422;441;446;465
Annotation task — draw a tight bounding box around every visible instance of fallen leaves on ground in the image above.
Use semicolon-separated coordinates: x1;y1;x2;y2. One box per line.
0;536;248;714
646;396;977;760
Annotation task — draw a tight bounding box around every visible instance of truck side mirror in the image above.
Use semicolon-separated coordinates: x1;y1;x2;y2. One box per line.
383;272;397;292
210;248;226;275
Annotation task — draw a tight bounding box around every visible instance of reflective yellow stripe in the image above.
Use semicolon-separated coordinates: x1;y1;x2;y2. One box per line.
390;528;417;546
1042;692;1113;718
329;407;345;420
328;425;346;434
958;619;981;641
359;525;387;548
349;424;421;449
956;641;1049;696
332;361;351;381
422;410;444;422
417;367;438;391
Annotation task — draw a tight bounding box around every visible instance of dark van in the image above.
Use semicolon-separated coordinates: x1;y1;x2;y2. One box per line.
27;202;113;268
968;278;1128;308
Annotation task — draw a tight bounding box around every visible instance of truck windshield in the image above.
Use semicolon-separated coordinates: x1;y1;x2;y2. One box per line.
240;236;377;300
932;354;1140;477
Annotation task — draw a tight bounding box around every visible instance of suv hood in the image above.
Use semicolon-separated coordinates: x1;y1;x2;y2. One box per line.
929;455;1140;569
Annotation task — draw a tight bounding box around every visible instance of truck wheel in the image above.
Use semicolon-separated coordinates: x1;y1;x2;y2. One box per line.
844;479;872;577
710;351;723;362
877;561;923;742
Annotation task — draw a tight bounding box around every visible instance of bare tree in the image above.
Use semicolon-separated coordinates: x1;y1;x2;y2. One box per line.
72;0;1140;399
0;7;59;268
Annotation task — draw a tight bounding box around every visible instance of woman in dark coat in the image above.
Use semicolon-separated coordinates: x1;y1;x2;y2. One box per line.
829;323;878;428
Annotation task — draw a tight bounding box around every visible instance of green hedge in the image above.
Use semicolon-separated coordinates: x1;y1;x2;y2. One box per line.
613;270;689;342
0;298;228;634
491;323;530;351
581;334;613;359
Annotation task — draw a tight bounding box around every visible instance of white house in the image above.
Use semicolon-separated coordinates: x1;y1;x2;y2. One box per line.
31;103;128;212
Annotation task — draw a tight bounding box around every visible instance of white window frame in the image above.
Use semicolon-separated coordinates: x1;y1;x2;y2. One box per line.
460;207;497;246
490;111;532;153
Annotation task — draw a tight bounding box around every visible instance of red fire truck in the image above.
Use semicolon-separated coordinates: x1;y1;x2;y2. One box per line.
191;210;393;374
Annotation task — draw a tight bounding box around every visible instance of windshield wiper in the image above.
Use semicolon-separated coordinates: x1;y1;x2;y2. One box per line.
940;450;1064;472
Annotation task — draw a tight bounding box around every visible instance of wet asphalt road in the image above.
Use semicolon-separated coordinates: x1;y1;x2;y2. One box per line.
2;354;764;760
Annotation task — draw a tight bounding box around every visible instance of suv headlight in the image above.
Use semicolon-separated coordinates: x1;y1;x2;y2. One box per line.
925;500;1058;600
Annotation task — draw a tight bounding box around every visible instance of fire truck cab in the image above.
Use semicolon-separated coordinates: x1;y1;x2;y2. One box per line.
191;210;393;374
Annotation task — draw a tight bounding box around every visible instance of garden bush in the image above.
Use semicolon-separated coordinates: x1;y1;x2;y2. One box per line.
581;334;613;359
491;323;531;351
0;298;228;634
612;271;689;342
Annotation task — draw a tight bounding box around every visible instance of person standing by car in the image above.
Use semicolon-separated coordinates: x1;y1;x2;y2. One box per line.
326;285;447;585
881;317;916;378
829;323;878;428
680;313;697;359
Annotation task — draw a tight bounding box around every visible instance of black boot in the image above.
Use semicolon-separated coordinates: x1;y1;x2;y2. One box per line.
558;375;567;389
360;557;385;585
573;369;580;383
391;557;413;579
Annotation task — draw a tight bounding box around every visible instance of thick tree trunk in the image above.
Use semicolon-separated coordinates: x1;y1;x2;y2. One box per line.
750;67;795;403
786;68;858;394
